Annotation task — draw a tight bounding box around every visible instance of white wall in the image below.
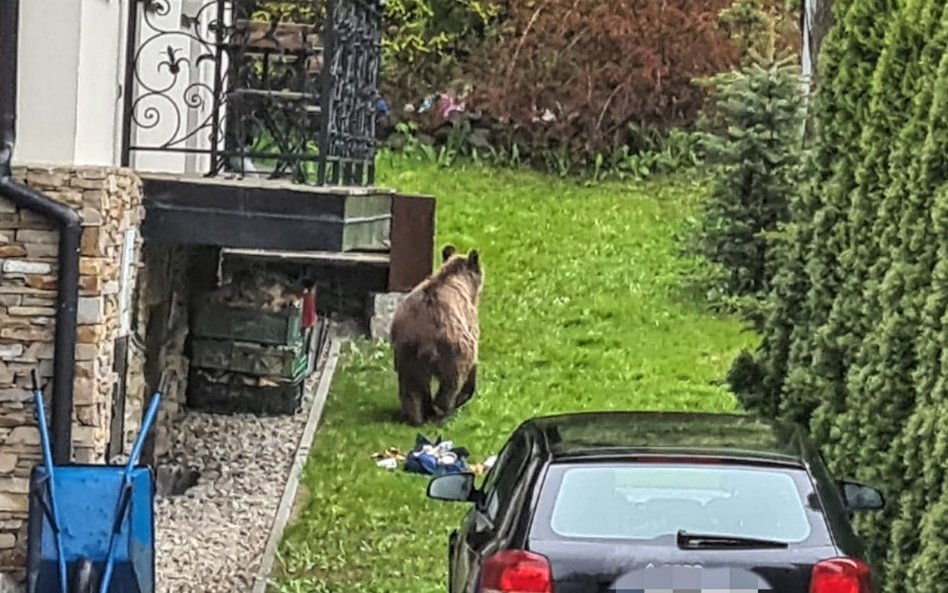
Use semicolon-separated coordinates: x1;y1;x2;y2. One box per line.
15;0;125;167
15;0;82;165
75;0;125;166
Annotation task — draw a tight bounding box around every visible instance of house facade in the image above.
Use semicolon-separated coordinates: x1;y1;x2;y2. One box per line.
0;0;433;584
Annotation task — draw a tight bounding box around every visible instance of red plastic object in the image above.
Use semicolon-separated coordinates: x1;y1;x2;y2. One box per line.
302;287;317;328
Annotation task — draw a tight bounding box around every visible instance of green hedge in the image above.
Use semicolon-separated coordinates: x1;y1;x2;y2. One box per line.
731;0;948;587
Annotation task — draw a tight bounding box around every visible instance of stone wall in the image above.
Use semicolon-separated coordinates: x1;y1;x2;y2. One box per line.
0;166;143;577
129;244;192;461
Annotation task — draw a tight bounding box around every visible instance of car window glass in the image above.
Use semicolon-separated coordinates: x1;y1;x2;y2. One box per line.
481;434;528;521
480;442;512;494
548;464;812;543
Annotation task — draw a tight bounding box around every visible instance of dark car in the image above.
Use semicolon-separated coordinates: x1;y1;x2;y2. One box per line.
427;411;884;593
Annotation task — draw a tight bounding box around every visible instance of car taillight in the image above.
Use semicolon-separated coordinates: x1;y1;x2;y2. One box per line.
479;550;552;593
810;558;873;593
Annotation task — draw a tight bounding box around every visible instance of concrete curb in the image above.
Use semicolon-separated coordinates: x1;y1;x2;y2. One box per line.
251;337;343;593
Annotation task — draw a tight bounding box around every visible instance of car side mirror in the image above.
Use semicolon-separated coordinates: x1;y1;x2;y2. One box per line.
427;473;479;503
839;480;884;512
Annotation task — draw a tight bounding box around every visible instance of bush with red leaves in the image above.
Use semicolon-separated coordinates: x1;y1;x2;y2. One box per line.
467;0;740;165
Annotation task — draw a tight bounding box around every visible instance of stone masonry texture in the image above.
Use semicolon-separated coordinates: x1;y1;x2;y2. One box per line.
0;166;144;578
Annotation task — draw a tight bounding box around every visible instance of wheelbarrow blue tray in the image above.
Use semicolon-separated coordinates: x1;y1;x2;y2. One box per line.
26;464;155;593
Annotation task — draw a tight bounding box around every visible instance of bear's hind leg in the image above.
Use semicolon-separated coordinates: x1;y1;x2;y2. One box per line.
398;370;431;426
432;374;461;421
456;364;477;408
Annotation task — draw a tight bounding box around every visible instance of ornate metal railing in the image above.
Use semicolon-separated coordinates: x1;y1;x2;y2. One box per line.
121;0;382;186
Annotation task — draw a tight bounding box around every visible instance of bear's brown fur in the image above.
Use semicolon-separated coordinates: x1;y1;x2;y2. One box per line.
390;244;484;425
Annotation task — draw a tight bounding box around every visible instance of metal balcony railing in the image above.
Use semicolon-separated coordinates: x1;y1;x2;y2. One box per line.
121;0;382;186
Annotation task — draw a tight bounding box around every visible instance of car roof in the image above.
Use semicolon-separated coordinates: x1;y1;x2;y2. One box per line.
520;411;815;467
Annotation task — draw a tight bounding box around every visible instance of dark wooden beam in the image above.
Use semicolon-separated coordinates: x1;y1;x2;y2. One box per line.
389;193;435;292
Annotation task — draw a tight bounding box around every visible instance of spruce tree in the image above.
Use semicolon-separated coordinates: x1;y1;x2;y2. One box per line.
692;0;806;308
728;223;808;416
695;58;805;300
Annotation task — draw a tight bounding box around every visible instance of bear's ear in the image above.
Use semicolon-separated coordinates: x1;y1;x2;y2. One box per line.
442;244;457;263
468;249;480;271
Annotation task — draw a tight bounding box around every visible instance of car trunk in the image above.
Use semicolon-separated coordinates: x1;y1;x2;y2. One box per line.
529;539;840;593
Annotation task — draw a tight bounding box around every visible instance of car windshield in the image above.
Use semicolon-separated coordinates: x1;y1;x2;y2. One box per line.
548;463;813;543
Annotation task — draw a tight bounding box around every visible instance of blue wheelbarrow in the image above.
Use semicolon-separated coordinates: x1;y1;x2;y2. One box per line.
26;370;164;593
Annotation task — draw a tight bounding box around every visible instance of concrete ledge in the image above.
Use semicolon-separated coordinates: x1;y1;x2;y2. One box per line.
368;292;408;341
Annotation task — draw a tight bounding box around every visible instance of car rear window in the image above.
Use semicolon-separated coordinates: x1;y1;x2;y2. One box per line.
546;463;814;543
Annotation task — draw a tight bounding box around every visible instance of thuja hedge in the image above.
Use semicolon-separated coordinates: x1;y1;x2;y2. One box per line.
781;0;896;447
728;0;867;427
731;0;948;588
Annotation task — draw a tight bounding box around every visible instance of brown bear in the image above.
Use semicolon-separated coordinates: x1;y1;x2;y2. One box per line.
389;244;484;425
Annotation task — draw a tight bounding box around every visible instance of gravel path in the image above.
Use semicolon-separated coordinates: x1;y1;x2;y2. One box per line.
155;373;321;593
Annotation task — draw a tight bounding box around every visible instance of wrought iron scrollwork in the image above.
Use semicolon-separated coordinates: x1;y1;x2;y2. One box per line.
122;0;382;186
318;0;383;186
124;0;227;155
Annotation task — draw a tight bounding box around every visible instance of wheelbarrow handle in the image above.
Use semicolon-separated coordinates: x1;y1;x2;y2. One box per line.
99;389;162;593
127;390;162;471
31;382;68;593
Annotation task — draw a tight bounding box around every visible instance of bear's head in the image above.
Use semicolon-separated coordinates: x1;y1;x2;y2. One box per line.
439;244;484;300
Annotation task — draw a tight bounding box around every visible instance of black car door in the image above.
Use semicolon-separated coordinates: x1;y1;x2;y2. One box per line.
452;432;531;593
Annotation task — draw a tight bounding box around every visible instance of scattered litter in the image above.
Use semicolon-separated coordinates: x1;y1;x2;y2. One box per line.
376;457;398;470
531;107;557;123
436;94;466;120
372;438;495;476
371;446;406;466
405;434;470;476
413;87;470;121
467;455;497;476
418;94;438;114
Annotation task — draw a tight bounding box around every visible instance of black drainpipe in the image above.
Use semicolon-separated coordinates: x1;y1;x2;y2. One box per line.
0;0;81;465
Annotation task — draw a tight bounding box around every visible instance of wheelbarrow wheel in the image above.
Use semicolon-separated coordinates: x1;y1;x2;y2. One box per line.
72;557;97;593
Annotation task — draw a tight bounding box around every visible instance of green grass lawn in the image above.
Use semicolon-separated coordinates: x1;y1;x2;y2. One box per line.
271;156;757;593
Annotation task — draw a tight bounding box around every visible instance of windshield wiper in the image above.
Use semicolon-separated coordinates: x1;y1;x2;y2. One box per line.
676;530;789;550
